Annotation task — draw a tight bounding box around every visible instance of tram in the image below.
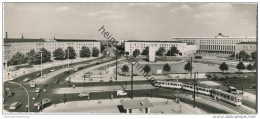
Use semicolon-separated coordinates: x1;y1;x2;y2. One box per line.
212;89;242;106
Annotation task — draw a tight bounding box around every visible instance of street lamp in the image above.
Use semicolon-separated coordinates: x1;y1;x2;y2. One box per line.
39;50;44;79
8;81;30;112
67;48;70;68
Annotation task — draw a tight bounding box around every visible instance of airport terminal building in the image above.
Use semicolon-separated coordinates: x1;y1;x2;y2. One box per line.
173;33;256;54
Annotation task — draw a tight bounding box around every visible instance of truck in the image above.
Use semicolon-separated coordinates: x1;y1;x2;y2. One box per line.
117;90;127;96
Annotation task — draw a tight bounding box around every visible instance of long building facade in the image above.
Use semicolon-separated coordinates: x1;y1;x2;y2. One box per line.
125;40;197;56
4;37;101;62
173;34;256;54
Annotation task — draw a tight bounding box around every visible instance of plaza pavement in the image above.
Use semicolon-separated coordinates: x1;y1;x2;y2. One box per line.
42;97;207;114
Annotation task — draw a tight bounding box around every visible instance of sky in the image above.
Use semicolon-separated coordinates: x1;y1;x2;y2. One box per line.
3;3;257;41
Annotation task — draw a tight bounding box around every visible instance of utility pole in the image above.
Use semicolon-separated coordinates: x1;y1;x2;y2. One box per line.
131;63;134;99
193;72;196;108
197;72;199;97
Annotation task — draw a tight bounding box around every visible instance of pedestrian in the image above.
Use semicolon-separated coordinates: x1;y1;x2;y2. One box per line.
32;97;35;103
44;89;46;93
37;105;40;112
73;84;75;89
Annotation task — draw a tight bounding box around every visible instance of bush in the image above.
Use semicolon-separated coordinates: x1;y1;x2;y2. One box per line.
232;76;237;79
206;75;212;79
213;76;218;80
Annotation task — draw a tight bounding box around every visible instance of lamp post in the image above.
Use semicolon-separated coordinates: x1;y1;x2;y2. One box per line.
39;50;44;79
8;81;30;112
67;48;70;68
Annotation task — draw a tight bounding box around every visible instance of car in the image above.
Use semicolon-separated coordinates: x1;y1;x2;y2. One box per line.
36;73;41;77
34;102;42;107
50;69;55;72
7;91;15;97
9;102;21;110
53;80;59;84
23;78;31;82
42;74;47;78
117;90;127;96
78;91;90;98
74;68;78;72
35;88;41;93
30;82;36;88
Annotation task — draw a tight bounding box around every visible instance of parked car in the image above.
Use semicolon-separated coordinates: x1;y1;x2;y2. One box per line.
30;82;36;88
35;88;41;93
42;74;47;78
74;68;78;72
53;80;59;84
117;90;127;96
23;78;31;82
78;91;90;98
9;102;21;110
50;69;55;72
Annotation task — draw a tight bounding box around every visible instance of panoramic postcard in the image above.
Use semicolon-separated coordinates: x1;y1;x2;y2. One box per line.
2;2;257;114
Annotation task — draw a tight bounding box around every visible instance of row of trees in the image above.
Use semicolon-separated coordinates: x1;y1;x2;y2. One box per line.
219;61;256;73
53;46;99;60
120;63;171;76
120;60;256;77
131;46;179;57
231;50;257;61
8;46;100;66
8;48;51;66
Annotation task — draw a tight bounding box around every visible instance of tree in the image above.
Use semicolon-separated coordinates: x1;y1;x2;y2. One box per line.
247;64;254;77
236;61;246;72
121;65;129;76
101;43;105;53
166;46;179;56
8;52;27;66
163;63;171;75
133;49;140;58
115;43;125;54
65;46;76;59
219;62;229;73
92;47;100;57
26;49;37;65
40;48;51;63
239;50;249;59
53;48;65;60
156;47;166;56
143;65;151;74
184;62;192;73
251;51;257;61
79;46;91;58
141;46;149;55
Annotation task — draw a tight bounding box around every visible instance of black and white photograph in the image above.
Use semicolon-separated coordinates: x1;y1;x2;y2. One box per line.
1;0;258;118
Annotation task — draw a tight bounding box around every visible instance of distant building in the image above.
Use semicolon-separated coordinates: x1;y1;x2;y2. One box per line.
125;40;197;57
173;33;256;54
235;42;257;55
3;34;100;64
120;99;153;113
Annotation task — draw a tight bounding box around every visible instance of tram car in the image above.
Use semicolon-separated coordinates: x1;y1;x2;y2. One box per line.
228;86;239;94
211;89;242;106
182;83;211;96
156;81;183;89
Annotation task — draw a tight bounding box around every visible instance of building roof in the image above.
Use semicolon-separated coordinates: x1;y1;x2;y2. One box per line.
236;42;257;44
4;38;46;43
54;39;98;42
121;99;153;109
126;40;184;43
